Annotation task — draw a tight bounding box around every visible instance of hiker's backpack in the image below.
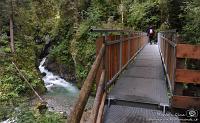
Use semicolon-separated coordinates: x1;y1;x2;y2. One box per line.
150;29;153;34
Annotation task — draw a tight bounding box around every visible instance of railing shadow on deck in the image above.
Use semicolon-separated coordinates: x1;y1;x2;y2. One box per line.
68;29;148;123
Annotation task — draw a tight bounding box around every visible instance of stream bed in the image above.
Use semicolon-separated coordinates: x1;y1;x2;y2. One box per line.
38;58;94;115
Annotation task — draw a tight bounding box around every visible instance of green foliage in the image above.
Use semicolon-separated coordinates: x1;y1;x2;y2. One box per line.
13;107;65;123
158;0;168;23
0;1;47;112
0;40;46;120
182;0;200;44
49;0;102;83
127;0;161;31
127;2;146;29
168;0;186;31
4;103;65;123
31;0;60;35
0;33;9;45
159;22;170;31
0;32;11;53
49;39;74;67
70;1;104;82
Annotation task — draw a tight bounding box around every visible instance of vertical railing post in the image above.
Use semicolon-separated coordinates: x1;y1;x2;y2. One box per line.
119;33;122;70
138;33;140;49
137;32;140;50
162;34;165;58
95;33;107;123
103;33;108;82
171;33;177;93
137;33;139;50
138;32;141;50
128;32;131;60
140;33;141;48
164;35;166;64
158;31;177;95
158;32;161;50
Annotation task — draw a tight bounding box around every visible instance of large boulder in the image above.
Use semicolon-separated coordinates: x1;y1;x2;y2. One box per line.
44;57;76;82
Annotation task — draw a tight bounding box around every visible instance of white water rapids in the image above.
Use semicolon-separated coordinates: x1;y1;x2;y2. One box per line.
38;57;79;93
37;57;93;113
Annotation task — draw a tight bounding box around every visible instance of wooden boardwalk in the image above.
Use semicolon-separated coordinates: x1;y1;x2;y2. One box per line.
103;44;180;123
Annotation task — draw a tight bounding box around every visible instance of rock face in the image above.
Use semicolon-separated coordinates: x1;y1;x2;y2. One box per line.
39;39;51;59
44;57;76;82
37;35;76;82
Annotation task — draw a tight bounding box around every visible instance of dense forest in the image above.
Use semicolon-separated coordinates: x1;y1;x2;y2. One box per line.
0;0;200;122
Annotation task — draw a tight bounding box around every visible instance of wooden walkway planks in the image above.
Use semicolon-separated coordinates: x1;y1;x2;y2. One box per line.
104;44;180;123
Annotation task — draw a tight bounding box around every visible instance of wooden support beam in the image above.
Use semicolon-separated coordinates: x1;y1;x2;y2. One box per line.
96;92;107;123
96;37;104;87
68;44;105;123
172;95;200;109
175;69;200;84
176;44;200;59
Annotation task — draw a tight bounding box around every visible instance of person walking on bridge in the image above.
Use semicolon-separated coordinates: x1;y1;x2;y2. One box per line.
147;25;155;45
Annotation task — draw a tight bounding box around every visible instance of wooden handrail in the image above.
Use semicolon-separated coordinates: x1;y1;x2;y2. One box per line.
89;70;105;123
158;32;177;93
160;36;176;47
96;92;107;123
105;36;146;45
68;44;105;123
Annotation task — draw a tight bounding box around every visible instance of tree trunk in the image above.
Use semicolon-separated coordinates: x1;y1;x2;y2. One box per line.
10;0;15;53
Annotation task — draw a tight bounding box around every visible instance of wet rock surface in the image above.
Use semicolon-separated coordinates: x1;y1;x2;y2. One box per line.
43;57;76;82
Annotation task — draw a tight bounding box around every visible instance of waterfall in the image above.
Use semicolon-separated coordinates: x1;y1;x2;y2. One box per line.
38;57;79;93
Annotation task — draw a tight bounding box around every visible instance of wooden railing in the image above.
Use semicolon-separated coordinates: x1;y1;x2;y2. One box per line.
158;30;200;109
68;29;148;123
158;30;177;93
